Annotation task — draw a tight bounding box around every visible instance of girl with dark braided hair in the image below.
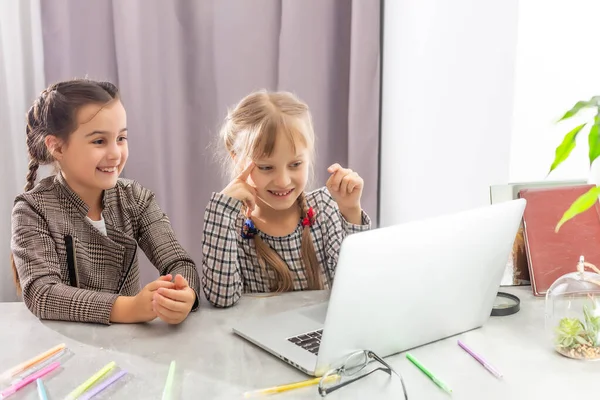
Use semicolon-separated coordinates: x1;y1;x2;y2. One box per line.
10;79;200;325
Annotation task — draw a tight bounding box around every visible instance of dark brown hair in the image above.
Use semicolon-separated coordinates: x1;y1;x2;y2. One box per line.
11;78;120;294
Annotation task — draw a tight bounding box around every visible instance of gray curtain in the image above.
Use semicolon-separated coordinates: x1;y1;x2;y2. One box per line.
1;0;46;302
40;0;381;287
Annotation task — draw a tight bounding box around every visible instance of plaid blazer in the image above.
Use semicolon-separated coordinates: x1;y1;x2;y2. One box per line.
11;172;200;325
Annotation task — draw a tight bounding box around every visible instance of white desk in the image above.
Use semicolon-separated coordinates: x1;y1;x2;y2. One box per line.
0;286;596;399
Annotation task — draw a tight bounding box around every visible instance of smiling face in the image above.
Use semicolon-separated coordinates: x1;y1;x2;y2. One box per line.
224;91;316;214
47;99;128;203
250;135;310;211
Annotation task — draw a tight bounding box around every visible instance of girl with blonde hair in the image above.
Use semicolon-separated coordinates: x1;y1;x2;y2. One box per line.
202;90;371;308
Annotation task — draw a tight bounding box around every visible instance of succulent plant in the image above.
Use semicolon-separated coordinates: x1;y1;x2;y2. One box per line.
555;300;600;351
555;317;588;349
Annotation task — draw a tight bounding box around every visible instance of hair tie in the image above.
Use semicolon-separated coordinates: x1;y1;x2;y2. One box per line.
241;218;258;239
302;207;316;227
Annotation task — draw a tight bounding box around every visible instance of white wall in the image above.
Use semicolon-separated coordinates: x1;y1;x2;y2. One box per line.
380;0;519;226
509;0;600;183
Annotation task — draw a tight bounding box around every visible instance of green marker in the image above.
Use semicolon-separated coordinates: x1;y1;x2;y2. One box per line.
162;360;176;400
406;353;452;394
65;361;116;400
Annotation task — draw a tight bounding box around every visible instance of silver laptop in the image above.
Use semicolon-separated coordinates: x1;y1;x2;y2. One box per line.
232;199;526;376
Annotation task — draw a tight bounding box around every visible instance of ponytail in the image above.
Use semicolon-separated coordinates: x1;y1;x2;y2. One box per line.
249;192;322;292
297;192;322;289
253;234;294;292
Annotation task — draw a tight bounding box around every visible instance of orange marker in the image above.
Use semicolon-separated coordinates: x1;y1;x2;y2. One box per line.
2;344;66;379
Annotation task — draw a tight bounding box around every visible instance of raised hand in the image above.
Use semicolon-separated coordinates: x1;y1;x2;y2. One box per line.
326;163;364;224
221;162;257;215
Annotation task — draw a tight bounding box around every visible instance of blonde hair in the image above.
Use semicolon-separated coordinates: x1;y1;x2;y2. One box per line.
220;90;322;292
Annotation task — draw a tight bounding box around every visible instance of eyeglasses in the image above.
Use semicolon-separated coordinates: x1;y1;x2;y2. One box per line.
318;350;408;398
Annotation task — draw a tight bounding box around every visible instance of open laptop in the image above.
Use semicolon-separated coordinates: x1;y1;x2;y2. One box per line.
232;199;526;376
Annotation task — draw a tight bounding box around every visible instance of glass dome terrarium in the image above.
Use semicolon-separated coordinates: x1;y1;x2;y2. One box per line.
545;256;600;360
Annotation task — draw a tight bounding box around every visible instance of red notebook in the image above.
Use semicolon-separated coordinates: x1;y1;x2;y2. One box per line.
519;184;600;296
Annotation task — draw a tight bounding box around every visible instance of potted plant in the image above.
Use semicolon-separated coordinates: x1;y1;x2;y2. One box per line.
546;255;600;360
554;301;600;360
548;96;600;231
546;107;600;360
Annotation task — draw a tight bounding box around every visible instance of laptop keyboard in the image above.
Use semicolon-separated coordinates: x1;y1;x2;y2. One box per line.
287;329;323;355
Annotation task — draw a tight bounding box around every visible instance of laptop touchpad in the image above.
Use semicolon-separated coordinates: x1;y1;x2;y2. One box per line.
298;303;328;324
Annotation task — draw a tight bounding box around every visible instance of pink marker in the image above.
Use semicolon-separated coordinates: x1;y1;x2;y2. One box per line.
457;340;503;378
0;362;60;399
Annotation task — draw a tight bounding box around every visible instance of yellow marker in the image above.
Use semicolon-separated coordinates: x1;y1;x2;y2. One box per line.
243;375;338;397
65;361;116;400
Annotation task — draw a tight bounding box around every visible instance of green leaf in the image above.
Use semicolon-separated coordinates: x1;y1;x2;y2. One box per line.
558;98;599;122
589;96;600;107
589;114;600;166
548;123;587;175
555;186;600;232
576;335;591;345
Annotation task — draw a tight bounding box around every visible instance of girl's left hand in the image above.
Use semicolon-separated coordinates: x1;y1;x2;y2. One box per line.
152;274;196;324
326;163;364;223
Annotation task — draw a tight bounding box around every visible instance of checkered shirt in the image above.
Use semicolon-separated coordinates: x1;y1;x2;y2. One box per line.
201;187;371;308
11;172;200;325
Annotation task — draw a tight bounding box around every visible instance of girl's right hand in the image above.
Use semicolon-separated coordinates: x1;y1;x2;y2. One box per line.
133;275;175;322
220;162;257;214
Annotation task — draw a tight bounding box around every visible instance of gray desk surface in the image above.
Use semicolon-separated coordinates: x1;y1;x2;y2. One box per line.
0;286;597;399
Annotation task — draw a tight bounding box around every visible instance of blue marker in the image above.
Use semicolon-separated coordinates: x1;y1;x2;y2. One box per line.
36;378;48;400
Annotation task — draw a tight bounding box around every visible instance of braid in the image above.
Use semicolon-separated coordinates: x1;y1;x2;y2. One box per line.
12;105;44;293
245;203;293;292
24;108;42;192
297;192;323;289
239;203;289;291
24;159;39;192
253;232;294;292
245;193;323;293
